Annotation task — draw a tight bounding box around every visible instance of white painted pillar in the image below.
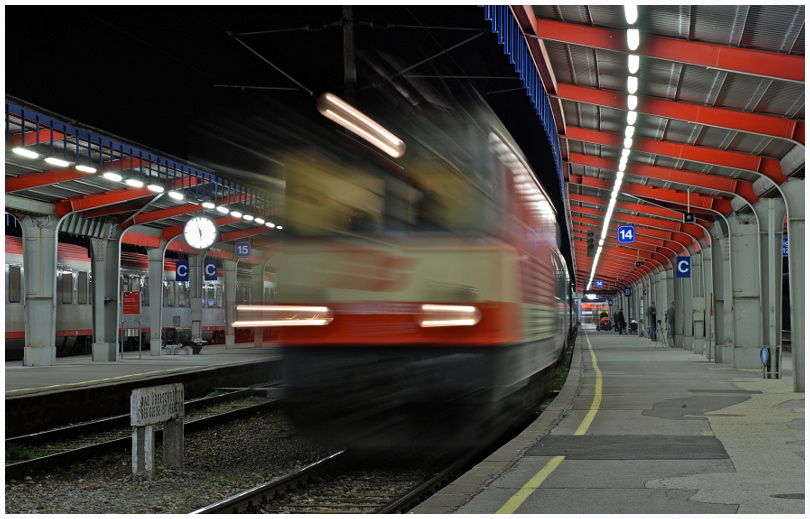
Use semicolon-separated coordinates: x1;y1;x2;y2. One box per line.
147;246;166;355
727;214;764;369
19;214;59;366
781;177;804;392
189;253;204;348
89;223;122;362
224;259;237;347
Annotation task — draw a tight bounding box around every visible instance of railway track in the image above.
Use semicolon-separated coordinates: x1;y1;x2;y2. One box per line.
192;448;482;514
5;385;280;481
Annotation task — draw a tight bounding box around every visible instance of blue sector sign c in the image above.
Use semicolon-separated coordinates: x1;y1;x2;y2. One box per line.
175;260;189;282
204;259;218;281
676;257;691;278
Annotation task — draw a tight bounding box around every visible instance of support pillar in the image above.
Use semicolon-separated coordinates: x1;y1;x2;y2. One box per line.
19;214;59;366
726;214;764;368
147;246;166;355
701;236;715;361
756;198;787;377
782;177;805;392
252;263;265;348
224;259;237;347
710;222;734;363
89;223;122;362
189;253;204;349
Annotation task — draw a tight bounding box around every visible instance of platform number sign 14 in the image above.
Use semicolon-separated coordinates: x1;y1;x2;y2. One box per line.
617;225;636;244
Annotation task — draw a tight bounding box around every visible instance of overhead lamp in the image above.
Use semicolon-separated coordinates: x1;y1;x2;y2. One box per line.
625;125;635;139
216;205;230;214
627;29;640;51
627;76;638;94
45;157;70;168
202;201;216;209
12;147;39;159
617;171;625;181
316;92;406;158
628;54;640;74
76;165;97;174
254;217;265;224
624;5;638;24
277;225;283;230
168;191;185;201
599;238;605;247
103;171;123;182
628;95;638;110
243;214;254;221
627;111;637;125
230;210;243;218
614;178;622;190
125;178;144;188
621;148;631;158
624;137;634;149
148;184;165;193
265;222;275;228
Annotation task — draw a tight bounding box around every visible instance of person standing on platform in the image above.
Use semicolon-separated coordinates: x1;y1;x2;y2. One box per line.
617;309;626;335
647;302;657;341
666;301;676;344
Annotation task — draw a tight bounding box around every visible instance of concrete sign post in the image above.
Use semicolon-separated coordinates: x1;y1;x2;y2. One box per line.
130;383;185;478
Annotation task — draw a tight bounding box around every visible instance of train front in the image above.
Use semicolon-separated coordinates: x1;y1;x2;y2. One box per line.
237;91;567;453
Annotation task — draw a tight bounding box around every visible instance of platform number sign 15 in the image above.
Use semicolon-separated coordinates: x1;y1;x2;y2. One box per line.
235;241;251;259
617;225;636;244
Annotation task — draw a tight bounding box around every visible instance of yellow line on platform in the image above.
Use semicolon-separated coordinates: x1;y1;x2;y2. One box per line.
496;332;603;513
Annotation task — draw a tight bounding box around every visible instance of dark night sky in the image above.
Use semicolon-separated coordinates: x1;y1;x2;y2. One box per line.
6;5;570;261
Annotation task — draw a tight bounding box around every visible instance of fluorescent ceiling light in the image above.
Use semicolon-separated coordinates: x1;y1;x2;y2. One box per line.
628;54;640;74
254;217;265;224
316;92;406;158
125;178;144;188
202;201;216;209
45;157;70;168
624;5;638;24
265;222;275;228
243;214;254;221
627;75;638;94
216;205;230;214
76;165;97;174
12;147;39;159
624;137;634;149
168;191;185;201
627;111;637;125
276;225;283;230
625;125;635;139
148;184;165;193
628;95;638;110
627;29;640;51
621;148;631;158
617;171;625;180
103;172;123;182
230;210;243;218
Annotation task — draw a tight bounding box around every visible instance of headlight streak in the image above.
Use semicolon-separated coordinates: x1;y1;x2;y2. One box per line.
233;305;333;327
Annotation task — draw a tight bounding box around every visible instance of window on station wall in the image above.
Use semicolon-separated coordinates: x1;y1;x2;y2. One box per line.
8;266;22;303
61;272;74;304
178;281;188;307
78;271;89;304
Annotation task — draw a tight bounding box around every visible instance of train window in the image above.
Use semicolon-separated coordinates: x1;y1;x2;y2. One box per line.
205;284;215;307
178;282;187;307
215;284;223;308
78;271;88;304
62;272;74;304
165;280;175;307
121;275;130;294
8;266;22;303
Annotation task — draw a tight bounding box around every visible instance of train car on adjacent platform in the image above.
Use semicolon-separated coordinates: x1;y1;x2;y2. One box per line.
4;236;272;360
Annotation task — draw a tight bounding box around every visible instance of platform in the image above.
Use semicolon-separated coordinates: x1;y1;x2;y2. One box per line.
412;327;804;515
5;343;281;437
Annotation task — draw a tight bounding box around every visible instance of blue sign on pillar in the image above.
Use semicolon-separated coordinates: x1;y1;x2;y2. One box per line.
608;299;613;307
175;260;189;282
783;235;789;258
624;286;631;297
676;256;691;278
595;279;604;288
204;259;218;281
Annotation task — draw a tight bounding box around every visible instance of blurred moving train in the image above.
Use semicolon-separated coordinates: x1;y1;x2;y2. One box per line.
236;79;575;453
5;234;273;360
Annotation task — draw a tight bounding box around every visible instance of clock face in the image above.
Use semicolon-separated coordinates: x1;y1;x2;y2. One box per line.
184;216;218;249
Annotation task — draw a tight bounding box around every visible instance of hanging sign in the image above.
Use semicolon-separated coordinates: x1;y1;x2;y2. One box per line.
676;257;691;278
595;279;604;288
624;286;631;297
204;259;218;281
235;241;251;259
782;235;788;258
617;225;636;243
175;260;189;282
